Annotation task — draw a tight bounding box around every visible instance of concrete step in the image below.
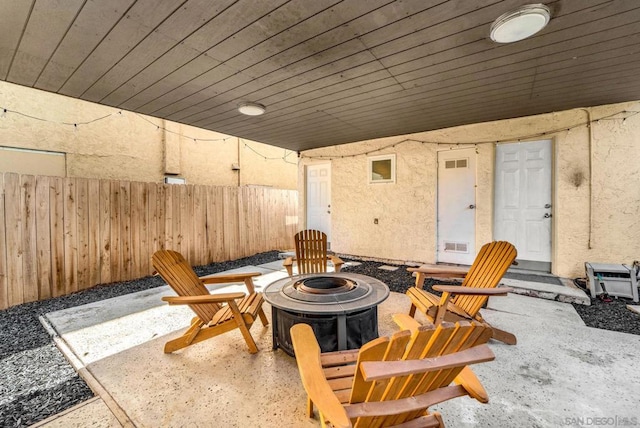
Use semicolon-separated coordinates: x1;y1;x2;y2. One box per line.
500;277;590;306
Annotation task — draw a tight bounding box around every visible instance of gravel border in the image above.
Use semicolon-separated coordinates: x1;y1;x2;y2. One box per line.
1;253;638;427
0;251;280;428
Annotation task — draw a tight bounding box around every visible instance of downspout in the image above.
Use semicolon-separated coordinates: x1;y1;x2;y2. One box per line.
578;108;593;249
237;137;241;187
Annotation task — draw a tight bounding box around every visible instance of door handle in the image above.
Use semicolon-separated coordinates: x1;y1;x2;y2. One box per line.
544;213;552;218
468;204;476;209
327;211;331;214
544;203;552;208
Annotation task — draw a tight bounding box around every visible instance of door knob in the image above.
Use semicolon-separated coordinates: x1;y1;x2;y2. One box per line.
544;213;552;218
544;203;552;208
327;211;331;214
468;204;476;209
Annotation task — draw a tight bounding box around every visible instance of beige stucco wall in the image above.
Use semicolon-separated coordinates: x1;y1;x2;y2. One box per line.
0;81;297;189
300;101;640;278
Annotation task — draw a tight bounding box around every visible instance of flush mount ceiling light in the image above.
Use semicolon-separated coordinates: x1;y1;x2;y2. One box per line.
490;4;551;43
237;101;266;116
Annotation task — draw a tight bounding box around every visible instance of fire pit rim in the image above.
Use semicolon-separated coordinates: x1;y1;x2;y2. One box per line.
263;272;390;315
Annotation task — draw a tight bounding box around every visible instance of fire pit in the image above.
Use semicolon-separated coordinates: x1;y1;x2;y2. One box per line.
264;272;389;356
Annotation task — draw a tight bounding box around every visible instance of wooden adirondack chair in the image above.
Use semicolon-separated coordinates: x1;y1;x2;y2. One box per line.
405;241;518;345
152;250;269;354
283;229;344;276
291;318;495;428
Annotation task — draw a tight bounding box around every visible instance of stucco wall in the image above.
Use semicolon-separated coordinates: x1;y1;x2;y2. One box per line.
300;101;640;278
0;81;297;189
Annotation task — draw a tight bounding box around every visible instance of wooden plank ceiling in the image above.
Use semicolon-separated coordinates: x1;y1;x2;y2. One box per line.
1;0;639;152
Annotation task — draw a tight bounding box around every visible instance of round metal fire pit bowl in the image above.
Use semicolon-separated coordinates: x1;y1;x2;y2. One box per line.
264;272;390;356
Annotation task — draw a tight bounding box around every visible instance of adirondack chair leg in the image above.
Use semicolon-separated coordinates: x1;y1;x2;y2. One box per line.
489;326;517;345
164;319;204;353
434;292;453;325
244;278;256;294
397;413;445;428
258;308;269;326
414;272;427;289
474;313;517;345
454;366;489;403
408;303;417;317
230;302;259;354
307;398;314;418
432;412;445;427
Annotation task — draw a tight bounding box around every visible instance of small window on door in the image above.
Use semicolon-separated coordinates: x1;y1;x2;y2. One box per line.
368;154;396;184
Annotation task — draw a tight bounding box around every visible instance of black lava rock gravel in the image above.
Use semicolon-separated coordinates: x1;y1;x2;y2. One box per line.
1;252;638;427
0;251;280;428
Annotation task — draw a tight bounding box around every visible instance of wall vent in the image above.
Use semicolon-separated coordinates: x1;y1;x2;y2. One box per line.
444;242;469;253
164;176;186;184
444;158;468;169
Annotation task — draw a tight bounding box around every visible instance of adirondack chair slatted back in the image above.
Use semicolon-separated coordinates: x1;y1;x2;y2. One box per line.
348;321;493;427
454;241;517;317
294;229;329;274
152;250;221;322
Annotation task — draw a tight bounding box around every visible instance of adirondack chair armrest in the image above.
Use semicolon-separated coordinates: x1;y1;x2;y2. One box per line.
290;324;352;428
432;285;513;296
200;272;261;284
392;313;422;332
162;292;246;305
328;255;344;272
360;344;495;381
200;272;262;294
407;266;469;277
408;266;467;288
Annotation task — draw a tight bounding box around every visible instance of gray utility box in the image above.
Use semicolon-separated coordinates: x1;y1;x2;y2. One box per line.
585;262;638;303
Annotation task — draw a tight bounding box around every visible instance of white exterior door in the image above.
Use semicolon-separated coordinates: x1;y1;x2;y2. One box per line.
494;140;552;268
306;163;332;242
437;148;476;265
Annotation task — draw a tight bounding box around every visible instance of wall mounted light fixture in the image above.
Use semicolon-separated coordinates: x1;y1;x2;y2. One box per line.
490;4;551;43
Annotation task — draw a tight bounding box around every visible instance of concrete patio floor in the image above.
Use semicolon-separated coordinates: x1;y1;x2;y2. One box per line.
35;262;640;428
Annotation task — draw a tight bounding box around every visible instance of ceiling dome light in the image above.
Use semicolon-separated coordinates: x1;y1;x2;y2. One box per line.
238;102;266;116
490;4;551;43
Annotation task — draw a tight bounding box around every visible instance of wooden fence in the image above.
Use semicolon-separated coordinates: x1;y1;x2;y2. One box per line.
0;172;298;310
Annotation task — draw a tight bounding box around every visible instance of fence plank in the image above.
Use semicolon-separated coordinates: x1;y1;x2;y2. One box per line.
222;187;235;260
20;175;38;303
76;178;90;290
50;177;64;297
110;181;121;282
157;184;166;252
148;183;158;260
99;180;111;284
5;174;24;305
164;184;173;251
64;178;78;294
205;186;215;261
192;185;204;265
172;185;182;254
130;182;142;279
139;182;150;276
257;188;267;252
35;176;52;301
0;174;7;309
120;181;131;279
87;179;100;287
183;185;193;263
